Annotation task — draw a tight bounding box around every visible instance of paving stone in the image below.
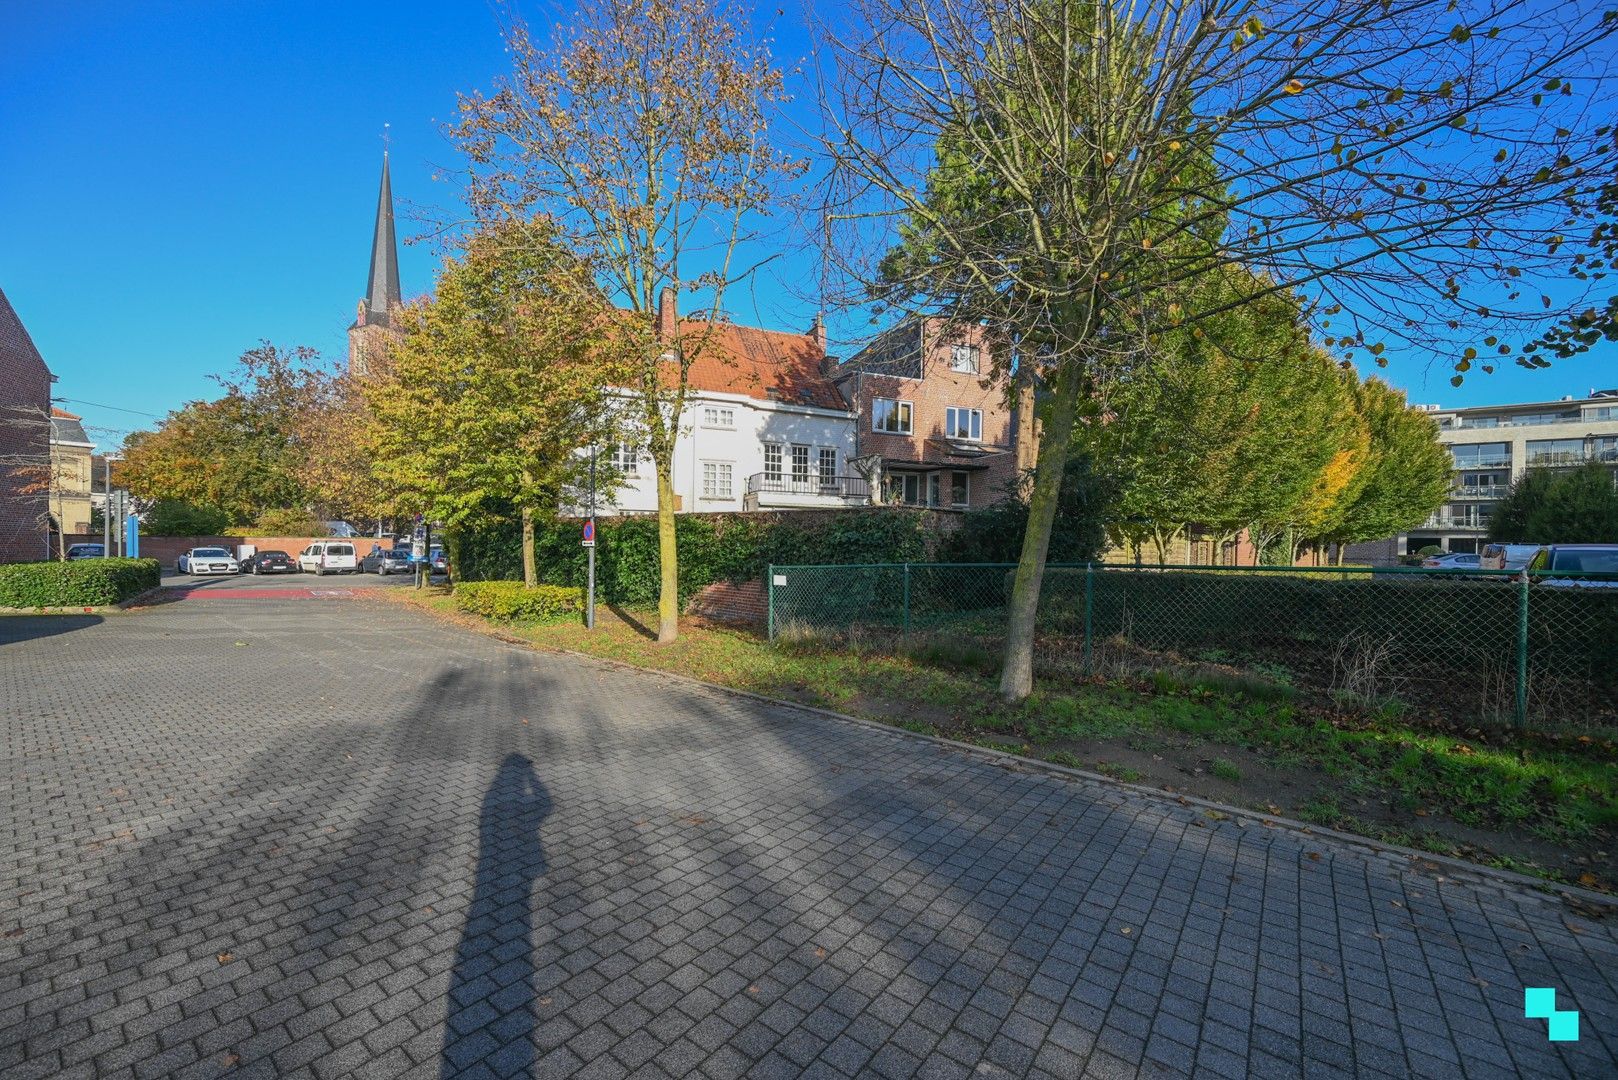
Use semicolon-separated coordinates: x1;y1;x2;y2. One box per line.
0;594;1613;1079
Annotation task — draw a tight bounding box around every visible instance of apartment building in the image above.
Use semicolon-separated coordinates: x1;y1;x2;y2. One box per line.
1401;388;1618;553
831;319;1022;510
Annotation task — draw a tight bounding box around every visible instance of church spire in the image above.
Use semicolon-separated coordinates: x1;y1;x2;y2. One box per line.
358;144;402;330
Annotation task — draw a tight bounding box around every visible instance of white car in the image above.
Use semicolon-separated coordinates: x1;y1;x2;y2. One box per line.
298;541;358;575
178;547;240;575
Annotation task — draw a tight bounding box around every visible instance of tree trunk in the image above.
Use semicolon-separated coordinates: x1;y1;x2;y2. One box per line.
656;463;679;642
998;367;1084;703
520;507;536;587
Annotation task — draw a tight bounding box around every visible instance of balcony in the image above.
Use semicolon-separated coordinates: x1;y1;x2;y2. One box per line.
1450;485;1509;499
743;473;872;511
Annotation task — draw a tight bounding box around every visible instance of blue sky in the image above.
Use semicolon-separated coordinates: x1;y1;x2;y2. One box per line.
2;1;1613;453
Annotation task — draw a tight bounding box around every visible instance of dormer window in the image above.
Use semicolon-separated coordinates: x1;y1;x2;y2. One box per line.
949;344;980;374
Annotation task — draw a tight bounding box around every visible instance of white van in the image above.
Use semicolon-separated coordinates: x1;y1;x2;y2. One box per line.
298;541;358;575
1479;543;1542;572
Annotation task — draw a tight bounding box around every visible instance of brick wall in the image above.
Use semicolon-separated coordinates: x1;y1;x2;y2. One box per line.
63;534;403;568
0;289;53;563
686;579;767;626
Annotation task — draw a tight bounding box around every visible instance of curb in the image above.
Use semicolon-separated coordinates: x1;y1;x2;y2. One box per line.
395;598;1618;914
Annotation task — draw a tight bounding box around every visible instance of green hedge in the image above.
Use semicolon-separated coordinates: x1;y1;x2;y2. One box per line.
447;508;934;606
453;581;584;621
0;558;161;607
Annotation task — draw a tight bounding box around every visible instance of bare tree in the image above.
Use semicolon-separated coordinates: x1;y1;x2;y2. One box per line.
452;0;803;641
817;0;1618;700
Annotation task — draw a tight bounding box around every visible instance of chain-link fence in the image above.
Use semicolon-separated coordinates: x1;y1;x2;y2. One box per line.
766;562;1618;733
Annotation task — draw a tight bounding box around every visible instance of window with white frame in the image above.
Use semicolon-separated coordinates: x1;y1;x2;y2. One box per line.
818;448;837;487
945;406;983;441
791;444;811;483
873;398;913;434
763;442;783;481
949;344;980;374
702;405;735;428
610;442;638;477
701;462;733;498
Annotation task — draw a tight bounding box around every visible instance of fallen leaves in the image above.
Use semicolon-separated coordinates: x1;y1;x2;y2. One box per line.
216;952;234;965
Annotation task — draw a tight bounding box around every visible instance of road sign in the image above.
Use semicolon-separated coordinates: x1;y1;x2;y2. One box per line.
581;518;596;547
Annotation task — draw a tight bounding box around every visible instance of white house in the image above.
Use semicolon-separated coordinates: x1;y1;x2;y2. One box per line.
597;297;867;514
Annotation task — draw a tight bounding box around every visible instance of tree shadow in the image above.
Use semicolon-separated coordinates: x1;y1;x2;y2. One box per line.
440;753;552;1078
0;614;102;645
604;602;656;639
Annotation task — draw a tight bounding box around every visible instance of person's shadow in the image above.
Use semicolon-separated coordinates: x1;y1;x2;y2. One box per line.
441;754;552;1077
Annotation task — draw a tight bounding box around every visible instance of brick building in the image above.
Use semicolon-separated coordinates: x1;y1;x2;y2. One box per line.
832;318;1026;509
0;287;55;562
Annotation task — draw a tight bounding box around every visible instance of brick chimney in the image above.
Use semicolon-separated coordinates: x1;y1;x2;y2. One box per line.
657;286;677;339
809;312;827;355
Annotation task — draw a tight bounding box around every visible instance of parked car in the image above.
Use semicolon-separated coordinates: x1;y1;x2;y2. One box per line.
242;550;295;575
65;543;104;560
297;541;358;576
1479;543;1542;572
178;547;240;575
361;547;413;575
429;546;448;575
1420;552;1480;571
1527;544;1618;588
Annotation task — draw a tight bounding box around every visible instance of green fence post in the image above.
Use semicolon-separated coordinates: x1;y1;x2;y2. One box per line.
1515;571;1529;731
1084;561;1095;676
902;562;912;637
767;564;776;644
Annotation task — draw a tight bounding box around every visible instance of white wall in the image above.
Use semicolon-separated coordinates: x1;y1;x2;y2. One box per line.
600;390;856;514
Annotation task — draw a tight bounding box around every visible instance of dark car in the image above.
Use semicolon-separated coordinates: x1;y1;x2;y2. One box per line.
243;550;295;575
361;547;414;575
65;543;104;560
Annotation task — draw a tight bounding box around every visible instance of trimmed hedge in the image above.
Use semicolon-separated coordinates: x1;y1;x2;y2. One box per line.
447;508;935;606
453;581;584;622
0;558;161;607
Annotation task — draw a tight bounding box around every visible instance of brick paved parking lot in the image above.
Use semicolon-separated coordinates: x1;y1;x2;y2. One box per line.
2;593;1614;1078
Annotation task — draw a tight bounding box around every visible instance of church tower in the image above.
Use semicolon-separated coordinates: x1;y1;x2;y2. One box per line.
347;147;404;377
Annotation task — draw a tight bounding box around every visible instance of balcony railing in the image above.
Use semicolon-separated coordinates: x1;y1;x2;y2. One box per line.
1450;485;1509;499
746;473;871;500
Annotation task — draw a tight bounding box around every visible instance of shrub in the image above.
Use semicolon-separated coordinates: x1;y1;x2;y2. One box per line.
938;453;1115;564
222;509;329;537
453;581;584;622
141;500;233;536
447;506;937;605
0;558;161;607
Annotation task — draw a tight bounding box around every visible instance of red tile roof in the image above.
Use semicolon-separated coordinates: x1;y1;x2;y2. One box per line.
676;319;844;411
50;407;79;420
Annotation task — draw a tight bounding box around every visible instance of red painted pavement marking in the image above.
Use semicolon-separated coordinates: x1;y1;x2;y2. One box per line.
166;588;346;600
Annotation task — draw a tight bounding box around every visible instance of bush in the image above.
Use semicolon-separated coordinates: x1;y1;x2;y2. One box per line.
447;506;936;605
938;454;1114;564
0;558;161;607
453;581;584;622
222;509;329;537
141;500;233;536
